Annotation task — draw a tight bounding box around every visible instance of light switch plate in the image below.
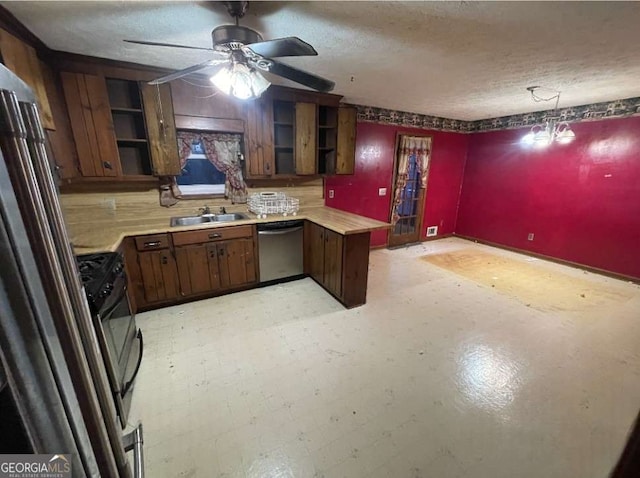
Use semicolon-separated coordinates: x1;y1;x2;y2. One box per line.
378;187;387;196
329;189;335;199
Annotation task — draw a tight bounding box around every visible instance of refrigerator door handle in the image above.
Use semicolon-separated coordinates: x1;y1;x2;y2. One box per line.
123;423;144;478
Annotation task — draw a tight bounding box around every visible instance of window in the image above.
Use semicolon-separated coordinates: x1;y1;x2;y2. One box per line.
176;140;226;195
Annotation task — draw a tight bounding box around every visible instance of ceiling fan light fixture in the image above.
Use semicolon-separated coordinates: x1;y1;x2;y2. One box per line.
210;63;270;100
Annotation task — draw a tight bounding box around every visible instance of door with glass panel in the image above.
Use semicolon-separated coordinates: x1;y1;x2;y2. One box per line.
388;135;431;247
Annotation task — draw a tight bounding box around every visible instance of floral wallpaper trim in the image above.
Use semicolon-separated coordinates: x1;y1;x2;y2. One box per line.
352;96;640;133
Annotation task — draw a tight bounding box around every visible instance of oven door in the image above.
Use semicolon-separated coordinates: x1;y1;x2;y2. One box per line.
95;272;143;428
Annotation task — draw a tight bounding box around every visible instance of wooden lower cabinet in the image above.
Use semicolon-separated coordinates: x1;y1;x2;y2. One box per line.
218;238;257;288
136;249;180;304
303;221;370;308
175;244;221;296
323;229;343;298
304;221;325;284
123;226;258;311
123;222;370;311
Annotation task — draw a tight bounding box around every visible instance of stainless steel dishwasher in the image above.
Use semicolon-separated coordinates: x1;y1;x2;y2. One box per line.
257;220;304;283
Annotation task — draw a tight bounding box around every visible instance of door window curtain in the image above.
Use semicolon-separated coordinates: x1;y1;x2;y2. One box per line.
176;130;248;203
391;135;432;224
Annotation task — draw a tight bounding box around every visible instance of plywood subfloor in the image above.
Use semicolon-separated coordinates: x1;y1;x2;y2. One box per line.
421;248;634;312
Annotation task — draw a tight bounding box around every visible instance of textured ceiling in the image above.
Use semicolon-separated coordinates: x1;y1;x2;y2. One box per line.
4;1;640;120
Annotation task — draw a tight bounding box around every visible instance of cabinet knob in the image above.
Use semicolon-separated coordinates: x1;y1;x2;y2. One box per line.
103;161;113;170
161;255;168;265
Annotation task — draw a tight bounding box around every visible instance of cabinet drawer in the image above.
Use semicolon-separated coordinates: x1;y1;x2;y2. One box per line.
172;225;253;246
134;233;170;251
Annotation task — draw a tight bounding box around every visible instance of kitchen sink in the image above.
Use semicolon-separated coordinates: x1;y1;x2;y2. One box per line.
170;213;249;227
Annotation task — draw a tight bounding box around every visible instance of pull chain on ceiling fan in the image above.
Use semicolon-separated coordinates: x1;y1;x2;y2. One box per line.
124;1;334;99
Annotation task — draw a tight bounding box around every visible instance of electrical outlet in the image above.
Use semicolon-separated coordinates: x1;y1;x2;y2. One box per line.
426;226;438;237
328;189;335;199
527;233;535;241
378;187;387;196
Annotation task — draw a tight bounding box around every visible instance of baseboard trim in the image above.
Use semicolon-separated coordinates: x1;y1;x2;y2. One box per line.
373;233;454;250
455;234;640;284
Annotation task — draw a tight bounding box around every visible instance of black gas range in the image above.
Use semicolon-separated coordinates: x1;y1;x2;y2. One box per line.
76;252;142;429
77;252;124;314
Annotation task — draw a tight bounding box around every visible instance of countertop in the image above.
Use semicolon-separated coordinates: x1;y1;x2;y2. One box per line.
70;206;391;254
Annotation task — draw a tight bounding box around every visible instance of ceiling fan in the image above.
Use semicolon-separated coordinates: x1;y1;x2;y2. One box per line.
124;1;334;99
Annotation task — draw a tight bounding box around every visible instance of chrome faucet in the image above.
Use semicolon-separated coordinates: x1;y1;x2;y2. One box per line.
219;206;227;214
199;205;211;215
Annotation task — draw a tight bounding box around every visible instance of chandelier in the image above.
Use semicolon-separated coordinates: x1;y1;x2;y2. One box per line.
521;86;576;147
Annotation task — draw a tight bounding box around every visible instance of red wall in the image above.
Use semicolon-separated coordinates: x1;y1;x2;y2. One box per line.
325;122;469;247
457;116;640;279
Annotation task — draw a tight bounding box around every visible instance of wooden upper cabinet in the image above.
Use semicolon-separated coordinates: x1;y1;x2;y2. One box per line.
245;98;274;178
0;29;55;130
60;71;121;177
295;102;317;175
336;106;357;175
139;82;180;176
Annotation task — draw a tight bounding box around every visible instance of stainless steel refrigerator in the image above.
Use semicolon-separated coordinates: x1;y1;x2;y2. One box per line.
0;65;143;476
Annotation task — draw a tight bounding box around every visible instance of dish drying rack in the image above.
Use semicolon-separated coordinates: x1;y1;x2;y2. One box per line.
247;192;299;218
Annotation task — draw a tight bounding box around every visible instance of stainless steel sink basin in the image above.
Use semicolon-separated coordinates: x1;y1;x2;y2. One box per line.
170;213;249;227
207;213;248;222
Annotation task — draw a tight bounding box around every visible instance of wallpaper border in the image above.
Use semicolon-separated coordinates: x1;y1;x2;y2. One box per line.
352;96;640;133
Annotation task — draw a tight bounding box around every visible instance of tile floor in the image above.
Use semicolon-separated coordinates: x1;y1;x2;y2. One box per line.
127;237;640;477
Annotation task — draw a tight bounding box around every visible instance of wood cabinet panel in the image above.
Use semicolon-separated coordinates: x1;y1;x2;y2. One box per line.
295;102;317;175
341;232;370;307
323;229;343;298
0;29;55;129
304;221;325;284
245;98;274;177
61;71;120;177
172;225;253;247
336;106;357;175
39;60;78;179
134;233;170;251
175;244;221;296
171;79;244;119
303;221;371;308
218;238;257;288
140;82;180;176
137;249;179;303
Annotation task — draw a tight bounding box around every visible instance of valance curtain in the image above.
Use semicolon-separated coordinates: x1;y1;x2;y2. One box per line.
176;130;247;203
391;135;432;224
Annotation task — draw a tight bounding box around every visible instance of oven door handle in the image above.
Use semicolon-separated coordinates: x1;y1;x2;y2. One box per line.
121;329;143;398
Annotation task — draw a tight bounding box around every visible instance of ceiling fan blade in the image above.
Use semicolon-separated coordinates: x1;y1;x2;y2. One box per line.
148;59;229;85
124;39;214;52
246;37;317;58
262;59;334;92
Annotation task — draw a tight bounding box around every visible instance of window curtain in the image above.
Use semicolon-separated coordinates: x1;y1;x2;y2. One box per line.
391;135;432;225
175;130;247;203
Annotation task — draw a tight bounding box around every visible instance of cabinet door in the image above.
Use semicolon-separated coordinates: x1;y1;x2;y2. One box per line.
175;244;221;296
295;102;317;175
137;250;180;303
218;238;257;289
60;72;120;177
323;229;344;298
304;221;325;284
245;98;274;177
0;29;55;130
336;106;357;175
140;82;181;176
